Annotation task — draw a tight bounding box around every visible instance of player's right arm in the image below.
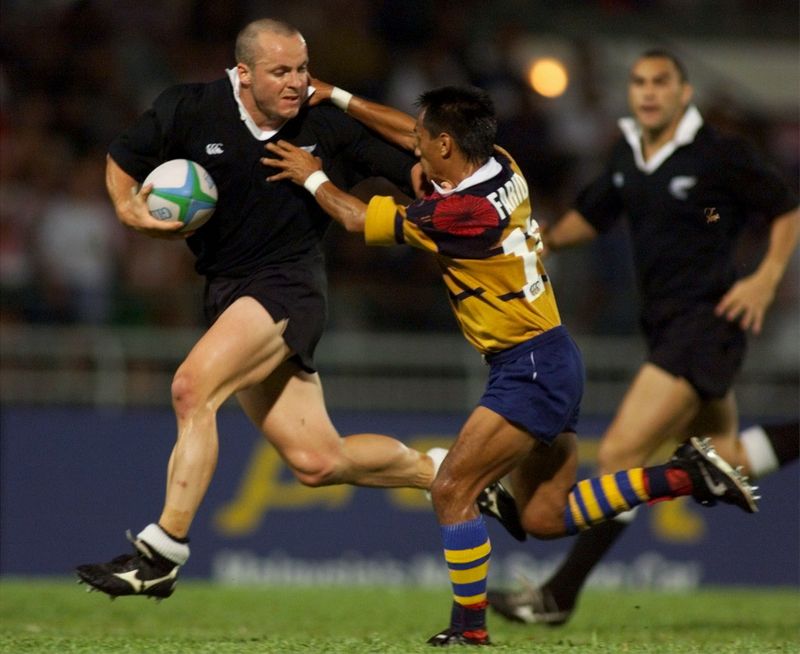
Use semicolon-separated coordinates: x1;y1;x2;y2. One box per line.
264;140;367;233
544;209;599;253
105;155;185;239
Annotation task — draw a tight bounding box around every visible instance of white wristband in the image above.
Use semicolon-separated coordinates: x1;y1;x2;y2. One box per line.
330;86;353;112
303;170;330;196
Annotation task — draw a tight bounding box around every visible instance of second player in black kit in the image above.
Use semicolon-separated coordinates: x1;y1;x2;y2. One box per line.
489;49;799;627
575;102;797;397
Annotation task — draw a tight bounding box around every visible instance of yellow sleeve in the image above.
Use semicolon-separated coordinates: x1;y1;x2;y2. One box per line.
364;195;404;246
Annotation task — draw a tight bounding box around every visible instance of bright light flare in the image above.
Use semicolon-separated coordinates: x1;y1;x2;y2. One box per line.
528;57;569;98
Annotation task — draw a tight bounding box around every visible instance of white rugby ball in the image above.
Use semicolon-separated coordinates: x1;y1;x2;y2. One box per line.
144;159;217;231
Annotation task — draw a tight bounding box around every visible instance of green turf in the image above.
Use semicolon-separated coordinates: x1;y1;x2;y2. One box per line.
0;579;797;653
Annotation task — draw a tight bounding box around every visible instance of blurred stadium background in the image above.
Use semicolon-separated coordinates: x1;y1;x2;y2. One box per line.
1;1;797;589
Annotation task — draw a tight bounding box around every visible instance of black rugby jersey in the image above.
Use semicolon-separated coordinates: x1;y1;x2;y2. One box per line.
576;111;797;309
109;77;416;277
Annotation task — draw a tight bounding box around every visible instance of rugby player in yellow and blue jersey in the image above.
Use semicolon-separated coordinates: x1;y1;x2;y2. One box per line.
264;83;757;647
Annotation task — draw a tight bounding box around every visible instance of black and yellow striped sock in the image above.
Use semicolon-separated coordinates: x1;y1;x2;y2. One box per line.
440;516;490;634
564;464;699;534
564;469;650;534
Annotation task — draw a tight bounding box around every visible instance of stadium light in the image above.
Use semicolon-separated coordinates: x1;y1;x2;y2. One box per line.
528;57;569;98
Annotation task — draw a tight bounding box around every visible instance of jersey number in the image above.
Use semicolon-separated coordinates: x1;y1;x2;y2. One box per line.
501;217;545;302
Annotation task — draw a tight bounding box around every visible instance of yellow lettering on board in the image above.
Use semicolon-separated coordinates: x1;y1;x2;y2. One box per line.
213;441;353;536
651;497;706;543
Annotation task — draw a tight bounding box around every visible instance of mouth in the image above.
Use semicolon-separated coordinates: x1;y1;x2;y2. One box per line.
638;105;660;118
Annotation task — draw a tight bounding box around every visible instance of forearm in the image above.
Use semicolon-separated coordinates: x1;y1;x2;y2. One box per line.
338;92;416;152
264;140;368;231
546;209;598;251
754;207;800;287
306;173;367;233
105;155;139;222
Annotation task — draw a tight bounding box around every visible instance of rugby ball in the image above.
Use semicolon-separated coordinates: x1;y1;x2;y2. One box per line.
144;159;217;231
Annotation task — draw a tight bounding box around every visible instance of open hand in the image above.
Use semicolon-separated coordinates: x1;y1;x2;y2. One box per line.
262;140;323;186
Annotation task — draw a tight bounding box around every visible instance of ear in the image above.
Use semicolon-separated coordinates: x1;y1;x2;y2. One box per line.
681;82;694;107
439;133;453;159
237;63;251;87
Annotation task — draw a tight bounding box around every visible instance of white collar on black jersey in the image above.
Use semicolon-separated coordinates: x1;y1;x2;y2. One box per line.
431;156;503;196
618;104;704;174
226;68;316;141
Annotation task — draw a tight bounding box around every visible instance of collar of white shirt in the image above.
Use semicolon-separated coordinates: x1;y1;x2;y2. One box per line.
618;104;704;174
226;67;316;141
431;156;503;196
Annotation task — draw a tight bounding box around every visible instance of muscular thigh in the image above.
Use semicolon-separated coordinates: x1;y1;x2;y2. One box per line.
236;362;341;463
179;297;291;408
599;363;701;471
510;432;579;538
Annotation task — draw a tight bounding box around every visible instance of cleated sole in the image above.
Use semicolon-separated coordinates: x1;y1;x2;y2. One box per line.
690;437;758;513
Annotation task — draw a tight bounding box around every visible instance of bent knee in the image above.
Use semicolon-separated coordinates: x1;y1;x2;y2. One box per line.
285;449;340;487
430;475;474;515
171;367;207;418
520;501;569;540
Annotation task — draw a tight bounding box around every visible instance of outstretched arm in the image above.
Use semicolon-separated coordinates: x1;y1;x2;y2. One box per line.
543;209;599;254
715;206;800;334
263;140;367;233
311;78;416;152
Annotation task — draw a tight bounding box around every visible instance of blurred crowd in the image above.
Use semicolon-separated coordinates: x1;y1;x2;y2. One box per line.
1;0;797;337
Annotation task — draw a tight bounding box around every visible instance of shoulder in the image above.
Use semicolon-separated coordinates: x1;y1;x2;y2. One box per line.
151;79;227;115
305;104;362;129
693;125;753;158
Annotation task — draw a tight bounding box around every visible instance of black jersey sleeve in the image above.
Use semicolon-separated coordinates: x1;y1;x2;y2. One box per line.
107;85;195;181
574;141;626;233
720;136;798;221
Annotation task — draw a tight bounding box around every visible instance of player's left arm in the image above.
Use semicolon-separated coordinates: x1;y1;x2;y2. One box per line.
309;78;416;152
715;206;800;334
263;140;367;232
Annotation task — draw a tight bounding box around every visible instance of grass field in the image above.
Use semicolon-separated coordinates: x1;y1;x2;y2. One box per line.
0;579;798;653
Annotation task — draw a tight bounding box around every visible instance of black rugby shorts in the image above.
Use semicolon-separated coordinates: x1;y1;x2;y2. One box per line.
642;301;746;399
203;254;328;373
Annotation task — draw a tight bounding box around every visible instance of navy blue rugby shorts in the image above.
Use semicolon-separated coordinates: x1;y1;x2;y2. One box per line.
203;254;328;373
642;301;746;400
480;325;585;445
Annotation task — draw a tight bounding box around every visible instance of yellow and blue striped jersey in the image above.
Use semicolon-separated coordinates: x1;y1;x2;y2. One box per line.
364;147;561;355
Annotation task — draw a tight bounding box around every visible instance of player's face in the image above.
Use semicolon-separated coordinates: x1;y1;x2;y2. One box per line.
239;32;309;128
628;56;692;137
413;110;442;183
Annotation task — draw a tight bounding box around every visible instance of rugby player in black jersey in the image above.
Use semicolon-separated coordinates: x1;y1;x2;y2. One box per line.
74;17;524;604
265;81;758;647
482;50;799;627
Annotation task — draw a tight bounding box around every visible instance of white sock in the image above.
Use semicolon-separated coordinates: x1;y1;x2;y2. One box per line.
427;447;448;477
137;523;190;566
424;447;449;500
740;426;780;478
614;505;640;523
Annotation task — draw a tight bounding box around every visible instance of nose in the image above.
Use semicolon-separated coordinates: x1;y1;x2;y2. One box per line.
286;70;304;88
